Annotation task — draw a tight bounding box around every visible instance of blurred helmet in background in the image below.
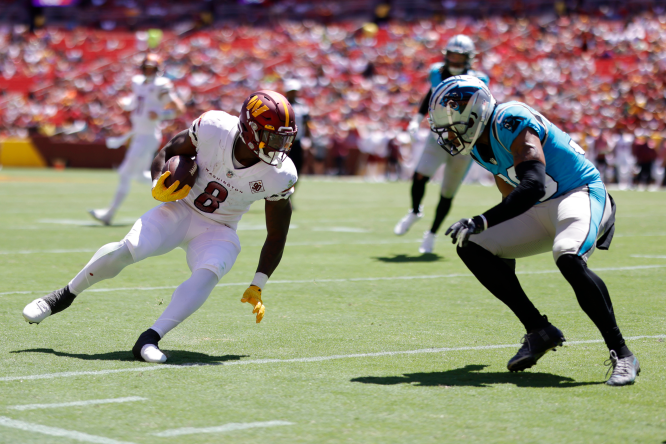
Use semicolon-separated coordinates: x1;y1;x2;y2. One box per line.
443;35;476;75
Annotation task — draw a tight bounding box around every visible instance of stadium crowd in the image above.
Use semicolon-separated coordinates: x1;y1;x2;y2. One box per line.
1;9;666;185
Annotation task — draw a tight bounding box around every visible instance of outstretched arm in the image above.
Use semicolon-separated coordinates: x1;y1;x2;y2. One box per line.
240;197;293;323
256;197;292;277
481;127;546;227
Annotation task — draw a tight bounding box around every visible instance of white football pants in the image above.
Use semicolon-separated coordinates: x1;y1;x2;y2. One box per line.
415;133;472;198
469;183;613;262
68;200;241;338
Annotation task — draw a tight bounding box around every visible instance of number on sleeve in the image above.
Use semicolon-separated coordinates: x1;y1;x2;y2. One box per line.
497;165;558;202
194;181;228;213
569;139;585;155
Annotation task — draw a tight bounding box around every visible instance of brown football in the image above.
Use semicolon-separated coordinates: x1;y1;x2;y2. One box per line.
162;155;198;191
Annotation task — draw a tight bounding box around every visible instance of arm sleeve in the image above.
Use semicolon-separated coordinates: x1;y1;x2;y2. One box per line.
481;160;546;228
417;89;432;116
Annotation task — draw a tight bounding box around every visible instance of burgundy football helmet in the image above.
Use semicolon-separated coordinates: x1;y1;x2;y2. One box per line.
238;90;297;167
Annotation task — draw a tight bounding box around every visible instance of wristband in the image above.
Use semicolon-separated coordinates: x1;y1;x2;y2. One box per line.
152;179;158;188
251;272;269;289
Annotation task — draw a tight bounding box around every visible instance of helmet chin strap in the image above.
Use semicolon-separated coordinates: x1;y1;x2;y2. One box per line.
448;66;464;75
257;142;282;168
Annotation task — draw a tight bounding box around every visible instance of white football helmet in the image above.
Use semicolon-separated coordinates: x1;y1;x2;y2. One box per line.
428;75;496;156
444;35;476;75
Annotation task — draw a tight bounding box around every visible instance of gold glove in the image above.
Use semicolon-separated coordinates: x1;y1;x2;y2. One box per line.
241;285;265;323
151;171;191;202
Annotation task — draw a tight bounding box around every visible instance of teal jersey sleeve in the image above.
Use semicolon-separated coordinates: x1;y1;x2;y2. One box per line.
492;102;549;153
466;69;490;86
428;63;444;88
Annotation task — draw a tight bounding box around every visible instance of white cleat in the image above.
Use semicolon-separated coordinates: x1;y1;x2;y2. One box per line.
23;299;52;324
419;231;437;253
88;209;112;226
394;208;423;235
605;350;640;386
141;344;167;363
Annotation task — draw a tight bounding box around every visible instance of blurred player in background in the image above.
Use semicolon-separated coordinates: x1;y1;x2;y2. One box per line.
432;76;639;386
89;53;185;225
24;90;297;363
395;35;489;254
284;79;311;205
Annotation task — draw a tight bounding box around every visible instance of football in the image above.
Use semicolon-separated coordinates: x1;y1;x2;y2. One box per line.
161;155;198;191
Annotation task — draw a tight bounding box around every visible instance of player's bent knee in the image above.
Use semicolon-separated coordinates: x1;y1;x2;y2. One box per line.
556;253;585;275
552;239;582;263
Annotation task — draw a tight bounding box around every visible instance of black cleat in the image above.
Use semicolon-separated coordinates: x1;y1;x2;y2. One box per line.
507;322;565;372
132;328;167;363
22;286;77;324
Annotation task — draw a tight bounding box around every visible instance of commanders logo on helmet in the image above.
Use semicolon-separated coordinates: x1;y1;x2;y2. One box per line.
238;90;297;167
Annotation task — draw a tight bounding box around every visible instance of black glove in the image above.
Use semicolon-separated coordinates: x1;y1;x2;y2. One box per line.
445;216;486;247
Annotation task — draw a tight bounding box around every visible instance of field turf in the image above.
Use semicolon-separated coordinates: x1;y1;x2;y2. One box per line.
1;167;665;444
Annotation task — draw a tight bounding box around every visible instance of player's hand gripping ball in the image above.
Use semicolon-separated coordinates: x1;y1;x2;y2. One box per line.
241;285;265;323
152;155;198;202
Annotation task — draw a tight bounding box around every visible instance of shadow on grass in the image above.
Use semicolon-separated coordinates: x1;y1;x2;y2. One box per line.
374;253;443;263
10;348;247;365
351;364;603;388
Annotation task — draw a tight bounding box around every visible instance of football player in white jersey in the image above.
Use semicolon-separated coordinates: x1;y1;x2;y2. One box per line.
89;53;185;226
23;90;298;364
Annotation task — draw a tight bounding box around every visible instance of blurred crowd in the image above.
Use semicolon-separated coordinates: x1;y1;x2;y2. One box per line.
1;9;666;186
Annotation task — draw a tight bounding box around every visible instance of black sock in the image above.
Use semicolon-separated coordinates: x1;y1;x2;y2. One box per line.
44;285;77;314
457;242;548;332
411;173;429;214
556;254;631;357
430;196;453;234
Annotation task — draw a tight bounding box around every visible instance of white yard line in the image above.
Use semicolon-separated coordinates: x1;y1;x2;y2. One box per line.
8;396;147;411
0;238;421;255
2;264;664;297
152;420;294;437
0;416;135;444
1;335;663;383
631;255;666;259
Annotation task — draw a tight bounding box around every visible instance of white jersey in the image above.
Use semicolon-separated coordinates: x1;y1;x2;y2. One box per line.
130;75;175;136
183;110;298;229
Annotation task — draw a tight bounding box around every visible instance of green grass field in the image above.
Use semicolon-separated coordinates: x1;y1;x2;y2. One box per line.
1;167;665;444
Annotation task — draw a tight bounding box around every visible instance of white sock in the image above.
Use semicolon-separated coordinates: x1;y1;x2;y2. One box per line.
151;269;219;338
68;242;134;295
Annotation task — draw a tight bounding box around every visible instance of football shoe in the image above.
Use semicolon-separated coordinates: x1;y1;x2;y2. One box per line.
605;350;640;386
394;207;423;235
507;322;565;372
419;231;437;253
23;286;77;324
88;209;112;226
132;328;167;363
